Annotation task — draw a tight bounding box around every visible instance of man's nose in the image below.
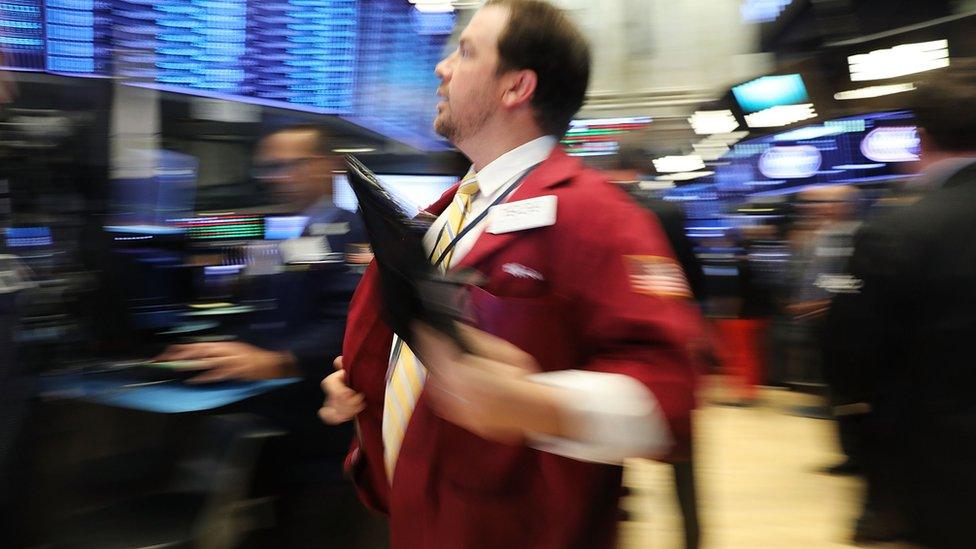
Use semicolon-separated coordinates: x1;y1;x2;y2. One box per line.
435;50;456;80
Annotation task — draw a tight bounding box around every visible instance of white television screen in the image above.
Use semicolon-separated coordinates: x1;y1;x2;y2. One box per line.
333;173;458;218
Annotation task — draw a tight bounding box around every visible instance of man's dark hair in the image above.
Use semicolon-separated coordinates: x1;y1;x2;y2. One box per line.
485;0;591;137
267;124;333;156
910;60;976;152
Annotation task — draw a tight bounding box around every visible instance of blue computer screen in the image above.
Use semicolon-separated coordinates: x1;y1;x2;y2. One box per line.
732;74;810;114
5;226;52;247
264;215;308;240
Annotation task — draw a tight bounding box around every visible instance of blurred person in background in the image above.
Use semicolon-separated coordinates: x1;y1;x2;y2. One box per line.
715;223;782;406
825;63;976;547
784;185;866;472
607;145;704;549
787;186;861;324
320;1;702;547
158;125;366;383
157;125;382;548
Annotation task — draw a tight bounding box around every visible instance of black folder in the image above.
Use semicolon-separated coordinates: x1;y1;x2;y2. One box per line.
344;155;471;348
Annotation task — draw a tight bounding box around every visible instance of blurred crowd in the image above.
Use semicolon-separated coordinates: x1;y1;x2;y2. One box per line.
0;1;976;549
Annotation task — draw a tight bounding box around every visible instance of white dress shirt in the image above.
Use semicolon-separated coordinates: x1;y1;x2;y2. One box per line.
422;136;559;269
411;135;672;464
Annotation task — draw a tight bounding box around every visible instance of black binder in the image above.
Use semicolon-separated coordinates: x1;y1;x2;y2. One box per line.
344;155;472;348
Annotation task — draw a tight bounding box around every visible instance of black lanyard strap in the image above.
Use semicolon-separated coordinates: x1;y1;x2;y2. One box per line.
429;162;543;268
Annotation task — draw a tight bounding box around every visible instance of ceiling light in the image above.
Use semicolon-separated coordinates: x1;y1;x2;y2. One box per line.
332;147;376;153
849;39;949;82
413;2;454;13
655;171;715;181
834;83;917;100
653;155;706;173
688;110;739;135
745;104;817;128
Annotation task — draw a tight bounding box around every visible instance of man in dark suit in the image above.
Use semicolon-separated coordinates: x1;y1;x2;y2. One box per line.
159;125;367;383
158;125;382;548
825;65;976;548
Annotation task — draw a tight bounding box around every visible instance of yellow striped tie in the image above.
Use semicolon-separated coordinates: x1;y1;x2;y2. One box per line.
382;171;479;482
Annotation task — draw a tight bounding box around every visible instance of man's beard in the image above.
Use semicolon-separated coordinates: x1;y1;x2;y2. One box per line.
434;102;492;145
434;111;459;142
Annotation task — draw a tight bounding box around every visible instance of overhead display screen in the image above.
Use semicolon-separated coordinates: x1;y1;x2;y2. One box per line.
0;0;453;149
662;110;919;211
732;74;810;114
4;0;361;113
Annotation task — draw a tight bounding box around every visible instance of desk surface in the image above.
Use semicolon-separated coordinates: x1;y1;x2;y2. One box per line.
40;373;300;414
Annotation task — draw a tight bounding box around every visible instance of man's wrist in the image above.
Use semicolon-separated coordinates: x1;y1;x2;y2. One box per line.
507;379;577;439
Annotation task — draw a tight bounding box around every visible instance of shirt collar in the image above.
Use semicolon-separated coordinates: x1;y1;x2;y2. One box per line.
472;135;557;197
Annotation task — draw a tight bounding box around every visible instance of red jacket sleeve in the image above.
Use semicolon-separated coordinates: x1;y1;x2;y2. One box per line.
551;181;703;459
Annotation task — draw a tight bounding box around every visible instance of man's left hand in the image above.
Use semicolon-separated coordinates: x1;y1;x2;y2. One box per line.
154;341;299;383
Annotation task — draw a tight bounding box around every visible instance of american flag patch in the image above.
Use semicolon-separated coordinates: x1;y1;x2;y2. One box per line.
623;255;693;298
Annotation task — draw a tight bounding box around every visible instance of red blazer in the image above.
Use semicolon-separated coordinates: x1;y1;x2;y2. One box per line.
343;148;702;549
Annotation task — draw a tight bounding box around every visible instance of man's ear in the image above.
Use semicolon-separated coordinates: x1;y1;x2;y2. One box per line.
501;69;538;109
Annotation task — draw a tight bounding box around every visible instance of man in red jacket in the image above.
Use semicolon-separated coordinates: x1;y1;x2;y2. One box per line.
321;1;703;547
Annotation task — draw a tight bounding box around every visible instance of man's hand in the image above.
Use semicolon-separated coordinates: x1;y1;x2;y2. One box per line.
154;341;299;383
319;356;366;425
413;323;569;444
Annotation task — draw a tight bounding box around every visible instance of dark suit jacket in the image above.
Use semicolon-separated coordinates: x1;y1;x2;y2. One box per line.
238;206;367;473
247;206;367;380
824;161;976;547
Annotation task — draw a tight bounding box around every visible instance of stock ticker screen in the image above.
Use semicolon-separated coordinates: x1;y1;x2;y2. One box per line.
0;1;453;148
663;110;921;220
0;0;360;112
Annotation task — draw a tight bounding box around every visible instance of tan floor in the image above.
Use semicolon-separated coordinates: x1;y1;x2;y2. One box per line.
620;388;867;549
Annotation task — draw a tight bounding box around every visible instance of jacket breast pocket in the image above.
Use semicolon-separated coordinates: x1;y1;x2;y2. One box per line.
479;261;550;298
465;286;580;374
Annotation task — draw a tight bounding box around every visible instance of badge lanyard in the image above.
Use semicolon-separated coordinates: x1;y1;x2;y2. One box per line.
428;162;543;269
